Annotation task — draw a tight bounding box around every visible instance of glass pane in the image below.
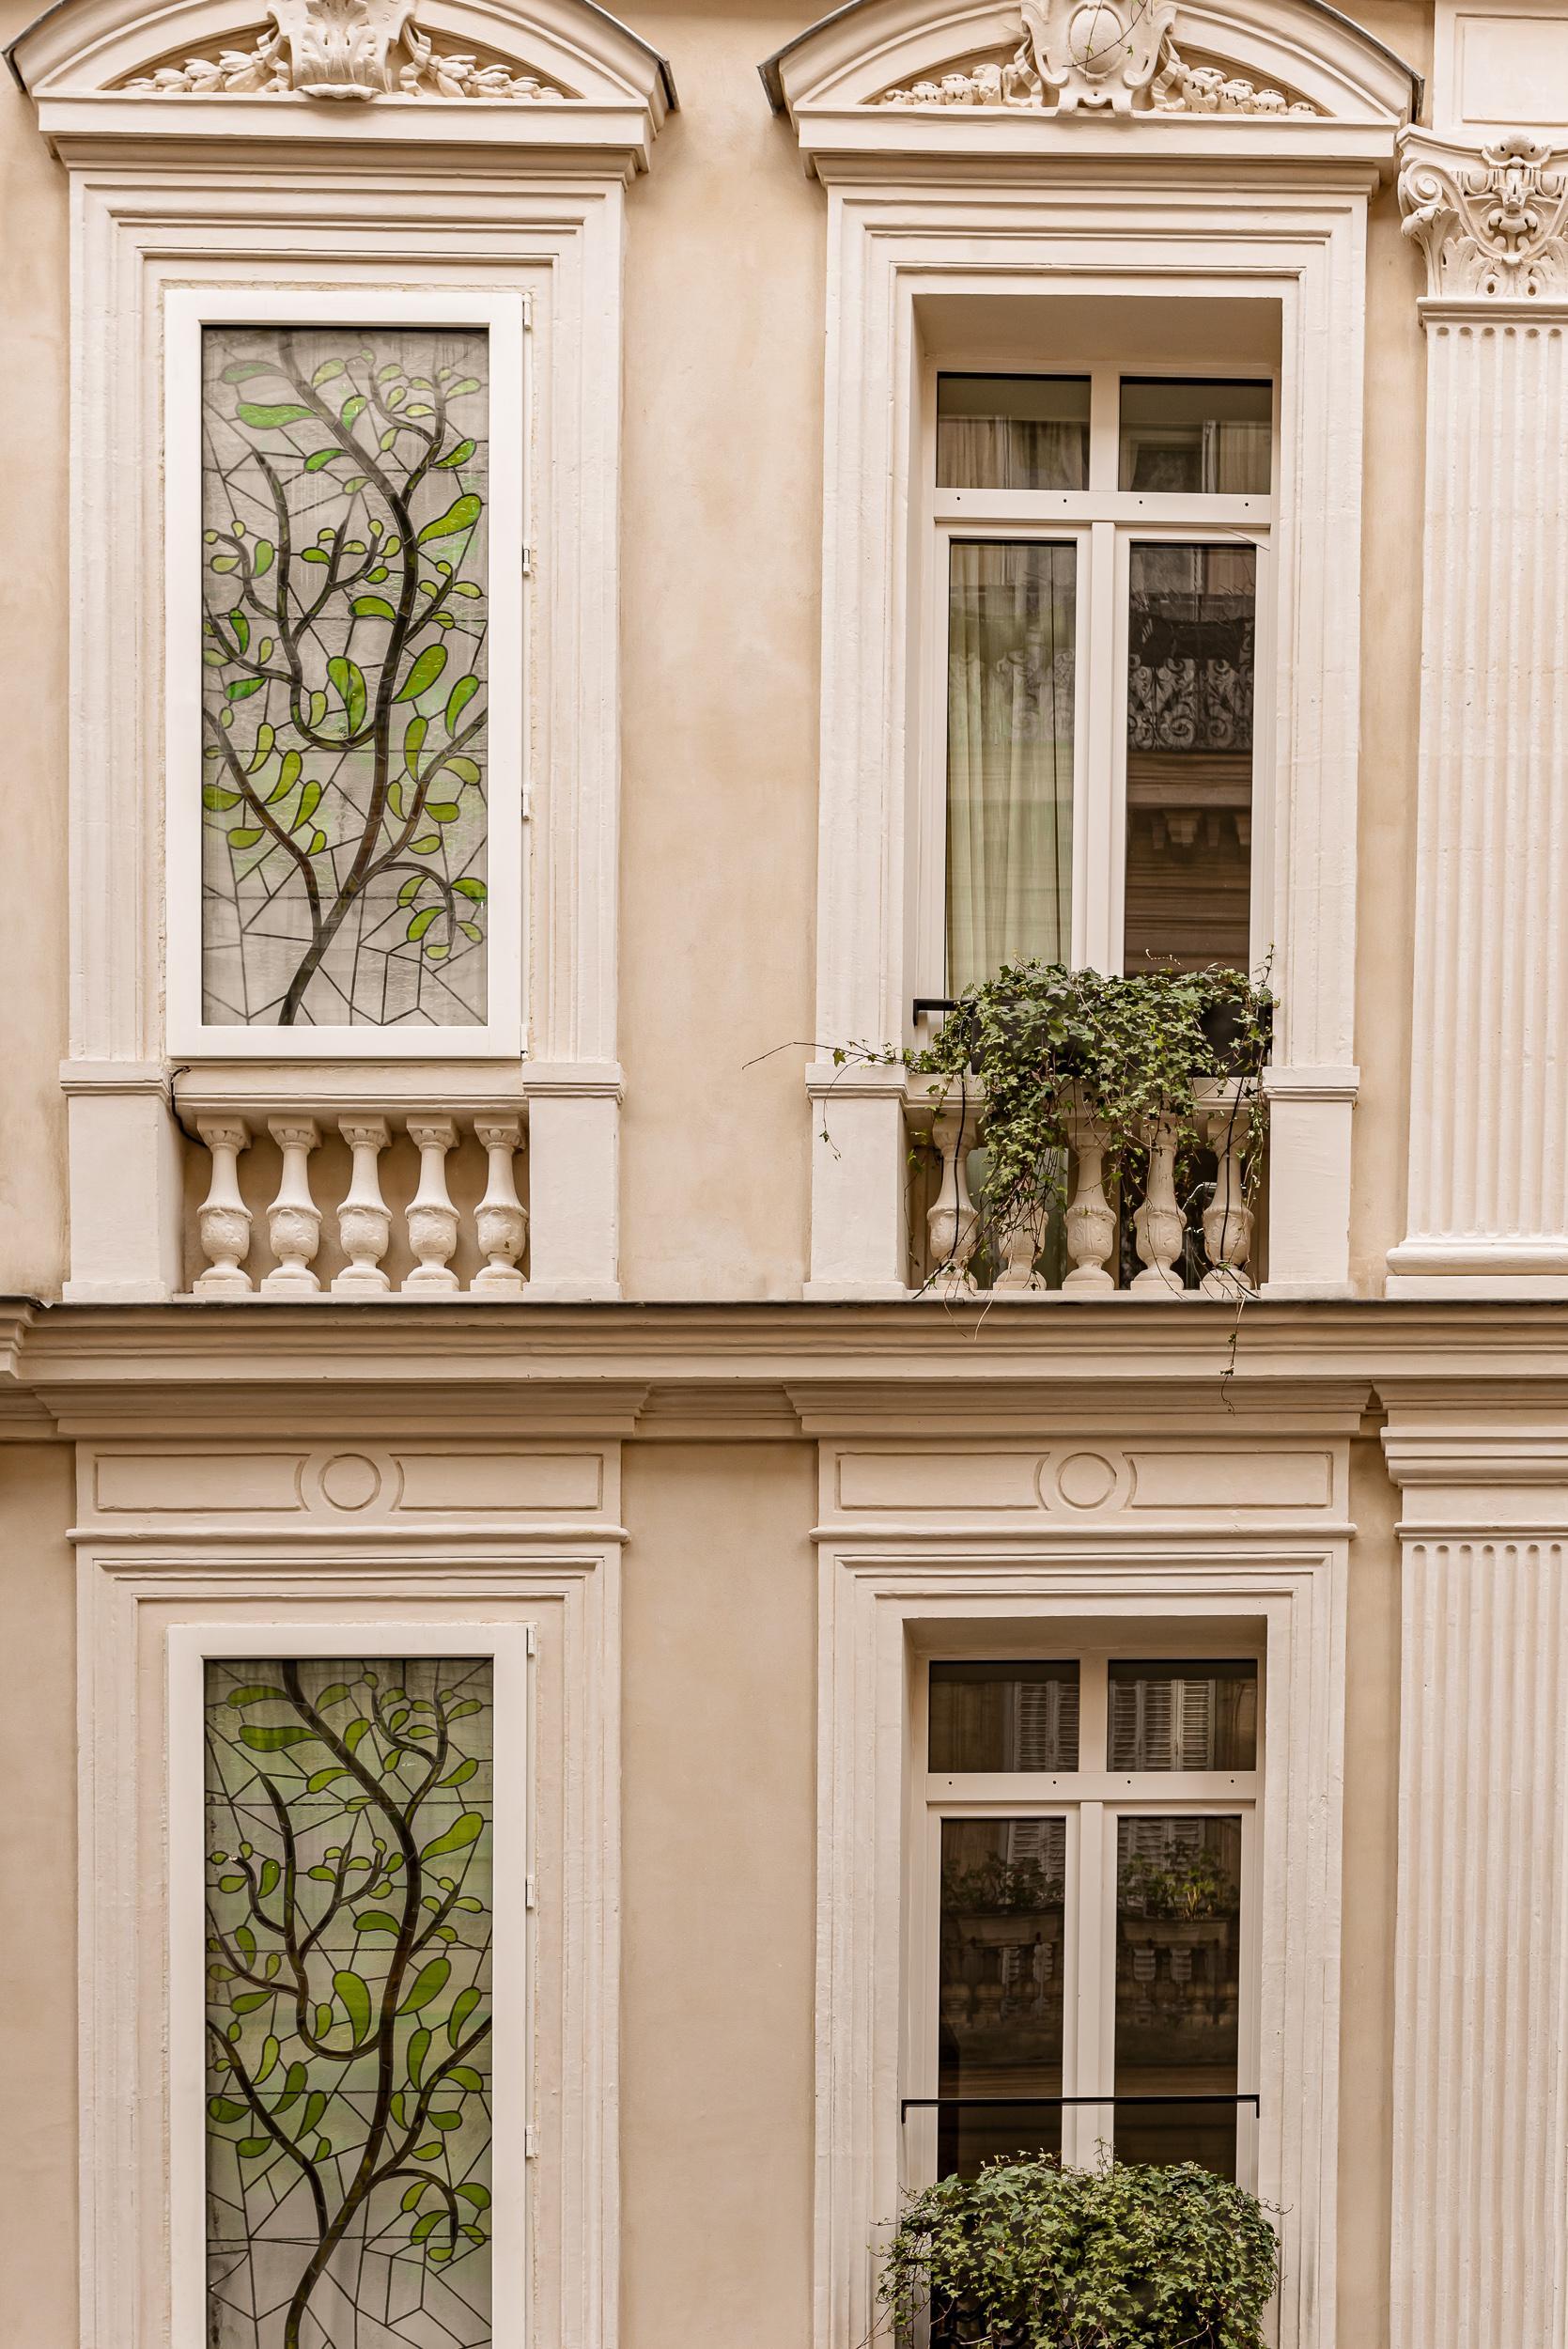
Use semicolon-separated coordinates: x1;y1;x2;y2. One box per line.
1108;1661;1258;1770
200;325;490;1028
1118;379;1272;494
929;1660;1080;1772
1114;1815;1241;2177
939;1817;1067;2177
1123;541;1255;973
205;1657;494;2348
938;374;1090;490
947;541;1076;992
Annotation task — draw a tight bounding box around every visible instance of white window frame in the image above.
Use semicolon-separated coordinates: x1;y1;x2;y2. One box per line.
167;1620;531;2345
917;362;1276;1001
164;287;528;1060
906;1640;1264;2189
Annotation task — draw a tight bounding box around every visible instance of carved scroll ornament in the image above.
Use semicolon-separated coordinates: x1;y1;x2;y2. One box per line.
874;0;1320;114
120;0;566;97
1399;131;1568;301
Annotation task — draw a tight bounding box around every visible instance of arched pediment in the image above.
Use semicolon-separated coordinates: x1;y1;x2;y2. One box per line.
762;0;1418;137
8;0;674;158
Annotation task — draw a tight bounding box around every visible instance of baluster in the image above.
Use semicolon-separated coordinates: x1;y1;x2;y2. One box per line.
473;1117;528;1294
194;1117;253;1296
261;1117;321;1295
333;1117;392;1295
924;1097;979;1297
992;1198;1048;1292
1063;1097;1117;1293
1130;1112;1188;1296
403;1117;459;1292
1198;1086;1255;1299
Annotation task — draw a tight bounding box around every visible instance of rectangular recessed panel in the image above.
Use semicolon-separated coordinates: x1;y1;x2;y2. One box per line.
1126;1448;1333;1510
204;1656;494;2348
395;1450;604;1513
834;1451;1042;1510
1456;14;1568;124
200;324;490;1030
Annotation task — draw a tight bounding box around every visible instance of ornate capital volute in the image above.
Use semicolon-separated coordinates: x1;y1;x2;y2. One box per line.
1400;127;1568;303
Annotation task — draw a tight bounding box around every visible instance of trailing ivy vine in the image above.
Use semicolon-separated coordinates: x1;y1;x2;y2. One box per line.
878;2154;1280;2349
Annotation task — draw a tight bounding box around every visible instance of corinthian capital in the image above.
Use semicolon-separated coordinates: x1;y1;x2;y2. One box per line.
1399;128;1568;302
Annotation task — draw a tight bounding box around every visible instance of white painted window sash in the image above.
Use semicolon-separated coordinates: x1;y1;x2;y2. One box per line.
166;1620;533;2349
163;286;529;1061
918;361;1278;1009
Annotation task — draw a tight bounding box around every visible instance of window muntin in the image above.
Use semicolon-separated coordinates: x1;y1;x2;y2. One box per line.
945;539;1077;993
926;366;1273;997
928;1659;1080;1772
1117;379;1273;495
200;325;491;1030
203;1655;496;2348
937;373;1091;490
914;1644;1259;2186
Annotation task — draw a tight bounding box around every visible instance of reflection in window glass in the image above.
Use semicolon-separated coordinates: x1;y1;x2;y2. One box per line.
204;1657;494;2349
1108;1661;1258;1770
938;374;1091;490
1123;542;1255;973
929;1661;1080;1772
947;541;1076;993
939;1817;1067;2177
1114;1814;1241;2177
1118;379;1272;494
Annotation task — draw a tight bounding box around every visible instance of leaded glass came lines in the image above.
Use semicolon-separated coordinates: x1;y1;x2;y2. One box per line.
200;327;490;1027
204;1657;494;2349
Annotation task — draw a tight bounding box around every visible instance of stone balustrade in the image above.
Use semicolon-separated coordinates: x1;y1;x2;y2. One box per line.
912;1076;1258;1299
191;1109;528;1298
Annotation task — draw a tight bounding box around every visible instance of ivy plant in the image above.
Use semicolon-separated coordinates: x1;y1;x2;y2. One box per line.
834;960;1273;1282
878;2155;1280;2349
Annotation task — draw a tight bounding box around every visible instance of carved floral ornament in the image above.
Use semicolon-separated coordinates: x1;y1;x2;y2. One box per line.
874;0;1320;116
118;0;567;98
1399;131;1568;302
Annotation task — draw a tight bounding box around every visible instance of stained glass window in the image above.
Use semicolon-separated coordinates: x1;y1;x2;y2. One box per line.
204;1657;494;2348
200;327;490;1028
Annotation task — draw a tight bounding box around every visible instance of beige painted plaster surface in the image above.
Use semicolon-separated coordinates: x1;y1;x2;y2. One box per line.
619;1439;817;2347
0;6;70;1299
619;2;825;1299
0;1443;78;2344
1338;1438;1403;2348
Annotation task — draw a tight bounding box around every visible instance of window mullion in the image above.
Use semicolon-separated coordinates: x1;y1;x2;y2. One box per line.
1079;520;1121;974
1065;1797;1109;2169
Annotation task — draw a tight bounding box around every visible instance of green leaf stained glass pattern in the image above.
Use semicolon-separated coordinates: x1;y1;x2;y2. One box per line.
204;1657;493;2348
199;327;489;1028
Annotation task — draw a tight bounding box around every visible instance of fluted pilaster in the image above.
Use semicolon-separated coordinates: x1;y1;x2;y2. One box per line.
1385;1411;1568;2346
1389;132;1568;1291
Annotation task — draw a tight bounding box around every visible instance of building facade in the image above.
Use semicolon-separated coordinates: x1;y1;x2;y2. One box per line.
3;0;1568;2341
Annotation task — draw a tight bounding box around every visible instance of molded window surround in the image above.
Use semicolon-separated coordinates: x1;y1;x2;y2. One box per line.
10;0;672;1299
815;1549;1345;2349
765;0;1418;1302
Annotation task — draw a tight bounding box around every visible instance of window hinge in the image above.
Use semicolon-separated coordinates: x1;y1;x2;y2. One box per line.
521;292;534;330
525;2123;538;2159
521;542;534;579
525;1624;537;1657
525;1873;537;1910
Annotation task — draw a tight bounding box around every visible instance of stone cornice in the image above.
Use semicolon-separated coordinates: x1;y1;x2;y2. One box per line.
9;1296;1568;1439
1399;127;1568;306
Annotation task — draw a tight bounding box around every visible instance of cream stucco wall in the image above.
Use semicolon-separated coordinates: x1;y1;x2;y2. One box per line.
0;1442;78;2343
0;18;70;1299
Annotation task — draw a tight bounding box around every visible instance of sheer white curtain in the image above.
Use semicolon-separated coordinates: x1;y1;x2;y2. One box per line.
937;416;1087;491
946;540;1076;993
